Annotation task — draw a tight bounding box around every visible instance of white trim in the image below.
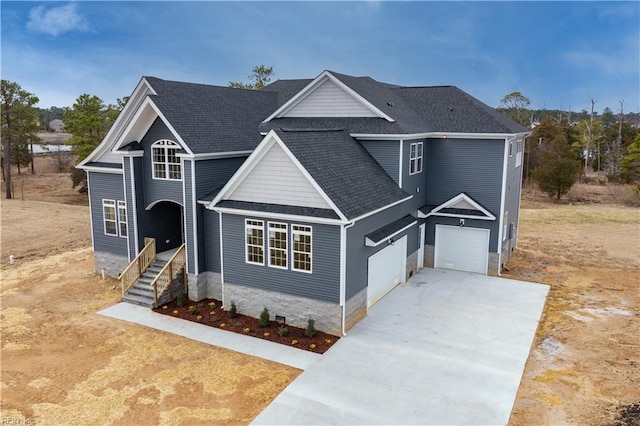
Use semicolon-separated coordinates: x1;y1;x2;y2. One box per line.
80;166;123;174
349;195;413;224
116;150;144;158
267;221;288;270
190;159;199;274
129;156;139;255
245;219;265;266
219;212;225;292
340;221;356;336
497;136;511;275
365;221;416;247
418;193;496;221
182;156;189;274
122;164;131;258
417;223;425;269
177;150;253;160
145;199;184;210
262;71;395;123
398;139;404;187
350;131;531;141
291;224;313;273
78;76;155;167
213;206;347;225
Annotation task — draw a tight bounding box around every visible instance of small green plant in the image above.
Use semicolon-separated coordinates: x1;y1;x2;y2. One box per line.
278;325;289;337
197;302;204;308
209;315;219;323
188;305;200;315
229;301;238;318
305;318;317;338
234;321;243;327
176;292;186;307
259;307;270;327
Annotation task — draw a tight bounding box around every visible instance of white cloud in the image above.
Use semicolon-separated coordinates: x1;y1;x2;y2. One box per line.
27;3;88;36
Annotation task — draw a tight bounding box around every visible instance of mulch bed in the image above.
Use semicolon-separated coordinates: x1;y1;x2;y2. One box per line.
152;298;339;354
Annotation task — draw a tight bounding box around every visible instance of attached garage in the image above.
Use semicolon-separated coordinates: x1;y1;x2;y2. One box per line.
367;235;407;307
434;225;489;275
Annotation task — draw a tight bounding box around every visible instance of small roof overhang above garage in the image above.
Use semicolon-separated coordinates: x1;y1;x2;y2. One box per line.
365;215;416;247
418;193;496;221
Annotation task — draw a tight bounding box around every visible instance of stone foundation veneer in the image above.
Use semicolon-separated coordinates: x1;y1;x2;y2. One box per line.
406;250;418;279
186;272;222;302
488;253;500;276
94;251;129;278
344;287;367;332
223;282;342;336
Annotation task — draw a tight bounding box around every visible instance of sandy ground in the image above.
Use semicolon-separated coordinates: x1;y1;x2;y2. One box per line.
507;200;640;425
1;172;639;425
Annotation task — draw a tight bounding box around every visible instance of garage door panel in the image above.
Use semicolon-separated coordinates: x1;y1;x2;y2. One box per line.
435;225;489;275
367;236;406;307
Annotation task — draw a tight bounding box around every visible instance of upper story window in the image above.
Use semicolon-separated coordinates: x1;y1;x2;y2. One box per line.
152;140;181;180
409;142;423;175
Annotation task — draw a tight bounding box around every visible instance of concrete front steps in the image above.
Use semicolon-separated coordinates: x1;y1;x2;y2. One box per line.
122;260;168;307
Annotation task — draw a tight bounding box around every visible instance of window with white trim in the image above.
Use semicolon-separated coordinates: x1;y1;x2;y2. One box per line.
268;222;288;269
118;200;127;237
515;139;523;167
152;140;181;180
245;220;264;265
292;225;312;272
103;200;117;236
409;142;423;174
509;140;514;157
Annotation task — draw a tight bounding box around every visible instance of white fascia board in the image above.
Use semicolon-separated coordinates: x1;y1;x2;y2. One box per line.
351;132;528;141
81;166;123;174
365;221;416;247
78;77;154;167
212;206;348;226
177;150;253;160
262;71;395;123
115;150;144;158
419;211;495;221
349;195;413;224
145;199;184;210
112;98;192;155
422;193;496;221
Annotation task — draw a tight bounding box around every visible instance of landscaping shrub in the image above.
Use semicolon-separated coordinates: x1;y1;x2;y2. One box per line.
278;325;289;337
259;307;270;327
229;301;238;318
177;292;186;307
305;318;317;338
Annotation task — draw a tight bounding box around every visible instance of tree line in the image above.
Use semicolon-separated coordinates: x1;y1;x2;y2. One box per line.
2;74;638;200
499;92;640;199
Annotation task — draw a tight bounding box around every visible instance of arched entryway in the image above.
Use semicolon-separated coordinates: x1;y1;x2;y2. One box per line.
144;200;184;253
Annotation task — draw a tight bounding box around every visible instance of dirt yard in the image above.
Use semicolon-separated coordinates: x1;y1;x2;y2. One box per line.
1;172;639;425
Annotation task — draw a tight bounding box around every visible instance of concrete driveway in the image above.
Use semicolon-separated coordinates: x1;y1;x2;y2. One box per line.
252;267;550;425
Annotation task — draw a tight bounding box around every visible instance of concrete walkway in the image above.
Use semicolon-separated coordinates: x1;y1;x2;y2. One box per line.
98;303;321;370
252;268;549;425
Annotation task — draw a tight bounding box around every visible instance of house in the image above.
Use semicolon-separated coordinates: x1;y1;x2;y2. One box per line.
78;70;529;335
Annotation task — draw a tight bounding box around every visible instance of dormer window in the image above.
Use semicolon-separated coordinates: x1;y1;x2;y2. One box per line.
409;142;423;175
152;140;181;180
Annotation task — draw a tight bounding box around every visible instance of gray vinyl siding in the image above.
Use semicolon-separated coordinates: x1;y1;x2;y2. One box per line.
359;140;400;185
141;118;183;207
195;157;246;272
424;137;504;252
88;171;128;257
503;137;524;255
401;139;428;211
222;214;341;303
345;202;417;300
183;160;196;273
203;209;220;273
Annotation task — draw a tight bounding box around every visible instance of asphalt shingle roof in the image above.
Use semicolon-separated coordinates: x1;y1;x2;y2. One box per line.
366;215;416;244
215;200;340;220
274;129;411;219
145;77;278;154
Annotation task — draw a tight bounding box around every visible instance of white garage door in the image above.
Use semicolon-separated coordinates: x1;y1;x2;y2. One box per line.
367;235;407;307
434;225;489;275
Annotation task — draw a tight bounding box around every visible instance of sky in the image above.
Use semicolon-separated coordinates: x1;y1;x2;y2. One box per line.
1;1;638;114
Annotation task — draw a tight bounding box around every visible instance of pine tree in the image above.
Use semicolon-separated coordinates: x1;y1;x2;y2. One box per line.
532;134;581;200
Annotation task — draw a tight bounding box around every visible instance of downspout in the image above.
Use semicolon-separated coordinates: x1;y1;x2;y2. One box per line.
340;221;356;336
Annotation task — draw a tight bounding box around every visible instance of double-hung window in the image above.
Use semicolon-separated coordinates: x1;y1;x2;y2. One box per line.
103;200;117;236
118;201;127;237
409;142;423;174
292;225;312;273
152;140;181;180
268;222;288;269
245;220;264;265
